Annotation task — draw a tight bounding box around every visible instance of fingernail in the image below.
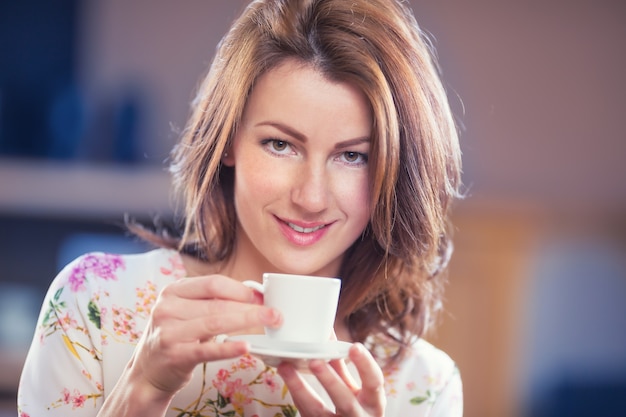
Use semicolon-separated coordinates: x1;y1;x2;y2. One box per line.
259;308;282;326
352;342;366;356
277;362;295;379
309;359;325;372
250;289;264;304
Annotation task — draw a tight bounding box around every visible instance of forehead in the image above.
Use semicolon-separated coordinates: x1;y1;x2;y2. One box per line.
241;59;372;139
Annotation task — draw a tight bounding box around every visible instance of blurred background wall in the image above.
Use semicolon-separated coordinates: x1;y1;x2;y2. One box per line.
0;1;625;416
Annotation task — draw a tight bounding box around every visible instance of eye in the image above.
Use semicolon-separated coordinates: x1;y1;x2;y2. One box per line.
341;151;368;165
344;151;360;162
261;138;293;155
271;140;288;152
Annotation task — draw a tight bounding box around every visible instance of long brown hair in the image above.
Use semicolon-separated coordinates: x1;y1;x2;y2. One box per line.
141;0;462;365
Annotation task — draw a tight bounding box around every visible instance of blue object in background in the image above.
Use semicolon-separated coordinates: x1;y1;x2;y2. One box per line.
522;238;626;417
0;283;39;350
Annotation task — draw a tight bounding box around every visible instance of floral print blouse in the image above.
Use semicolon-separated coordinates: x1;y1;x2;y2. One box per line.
18;249;462;416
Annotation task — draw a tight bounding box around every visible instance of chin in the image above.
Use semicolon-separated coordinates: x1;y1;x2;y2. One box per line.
270;259;340;278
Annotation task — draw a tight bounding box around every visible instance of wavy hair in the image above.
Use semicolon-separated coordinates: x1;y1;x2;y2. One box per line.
144;0;462;365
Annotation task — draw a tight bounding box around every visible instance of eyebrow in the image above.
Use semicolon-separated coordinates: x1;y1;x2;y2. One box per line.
255;121;371;149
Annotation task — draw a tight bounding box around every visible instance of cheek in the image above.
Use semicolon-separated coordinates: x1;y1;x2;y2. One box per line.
234;154;289;201
335;174;371;223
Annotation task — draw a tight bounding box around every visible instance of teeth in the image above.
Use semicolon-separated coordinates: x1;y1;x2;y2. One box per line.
288;222;325;233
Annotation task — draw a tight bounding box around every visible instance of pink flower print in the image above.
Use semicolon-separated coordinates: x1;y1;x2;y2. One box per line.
99;306;108;321
234;354;258;371
215;368;231;380
83;254;124;281
160;254;186;279
19;412;30;417
212;368;232;396
72;392;86;409
68;271;87;292
135;281;157;315
111;307;127;335
59;311;78;331
52;387;102;411
62;388;72;404
67;253;125;292
228;378;254;410
111;306;140;342
406;381;416;391
262;371;280;393
212;371;254;412
61;388;88;409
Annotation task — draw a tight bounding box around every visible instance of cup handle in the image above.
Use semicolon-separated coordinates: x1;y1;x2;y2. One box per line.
242;280;264;293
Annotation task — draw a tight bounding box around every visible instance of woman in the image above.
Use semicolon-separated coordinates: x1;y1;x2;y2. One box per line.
18;0;463;415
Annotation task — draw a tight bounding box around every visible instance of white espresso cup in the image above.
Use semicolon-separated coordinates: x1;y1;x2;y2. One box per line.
244;273;341;349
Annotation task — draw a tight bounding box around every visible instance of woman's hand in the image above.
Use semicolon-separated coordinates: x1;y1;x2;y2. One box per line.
277;343;386;416
126;275;282;397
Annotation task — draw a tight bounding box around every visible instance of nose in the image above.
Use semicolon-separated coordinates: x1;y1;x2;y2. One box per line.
290;162;329;213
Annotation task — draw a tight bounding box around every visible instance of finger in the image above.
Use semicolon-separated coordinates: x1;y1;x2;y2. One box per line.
327;331;359;391
153;306;282;343
180;338;252;365
163;275;260;303
154;296;277;324
349;343;384;390
277;362;329;415
308;359;362;415
328;357;360;393
141;333;251;377
348;343;386;413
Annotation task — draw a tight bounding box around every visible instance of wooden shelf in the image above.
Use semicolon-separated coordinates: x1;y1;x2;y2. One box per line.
0;158;175;219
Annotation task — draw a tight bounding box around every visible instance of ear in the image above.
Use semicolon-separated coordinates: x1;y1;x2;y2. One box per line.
222;149;235;166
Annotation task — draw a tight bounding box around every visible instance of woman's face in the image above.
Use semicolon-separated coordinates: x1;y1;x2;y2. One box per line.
224;59;372;277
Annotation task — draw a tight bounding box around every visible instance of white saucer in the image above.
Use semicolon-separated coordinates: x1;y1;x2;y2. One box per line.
227;334;351;368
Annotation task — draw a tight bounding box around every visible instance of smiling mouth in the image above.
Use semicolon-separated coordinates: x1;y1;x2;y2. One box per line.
287;222;326;233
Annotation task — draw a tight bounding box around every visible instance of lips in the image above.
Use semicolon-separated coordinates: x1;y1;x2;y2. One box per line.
287;222;326;233
276;217;331;246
